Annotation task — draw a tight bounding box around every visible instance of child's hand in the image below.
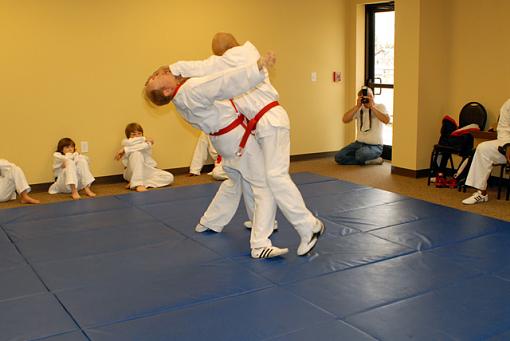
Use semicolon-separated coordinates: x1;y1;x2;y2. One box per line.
146;138;155;145
114;149;125;161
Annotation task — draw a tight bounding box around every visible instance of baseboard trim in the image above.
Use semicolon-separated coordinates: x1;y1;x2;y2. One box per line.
29;151;337;193
391;166;429;178
290;151;336;162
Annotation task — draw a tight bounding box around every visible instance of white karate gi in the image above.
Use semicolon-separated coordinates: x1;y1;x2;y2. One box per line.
48;152;95;194
169;62;276;249
0;159;31;202
189;131;228;180
171;42;320;242
466;98;510;190
122;137;174;189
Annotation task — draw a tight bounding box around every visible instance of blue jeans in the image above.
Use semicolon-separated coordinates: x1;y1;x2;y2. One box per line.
334;141;383;165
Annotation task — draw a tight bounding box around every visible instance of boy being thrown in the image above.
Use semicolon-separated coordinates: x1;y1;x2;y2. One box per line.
145;53;287;259
169;33;324;256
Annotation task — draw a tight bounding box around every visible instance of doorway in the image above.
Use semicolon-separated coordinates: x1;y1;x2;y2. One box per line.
365;1;394;160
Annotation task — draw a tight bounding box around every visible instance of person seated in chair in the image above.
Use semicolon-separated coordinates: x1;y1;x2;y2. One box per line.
462;98;510;204
335;86;390;165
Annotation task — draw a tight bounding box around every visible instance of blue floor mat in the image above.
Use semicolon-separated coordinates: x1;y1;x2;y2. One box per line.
0;293;79;341
55;260;273;328
84;287;335;341
345;275;510;340
285;250;481;318
0;172;508;341
35;331;89;341
0;264;47;302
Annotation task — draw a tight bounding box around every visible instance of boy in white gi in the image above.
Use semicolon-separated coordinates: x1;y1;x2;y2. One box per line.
462;98;510;204
49;138;96;200
0;159;40;204
169;33;324;256
189;131;228;180
145;54;288;259
114;122;174;192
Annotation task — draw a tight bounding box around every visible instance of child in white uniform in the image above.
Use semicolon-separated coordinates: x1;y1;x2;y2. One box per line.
189;131;228;180
0;159;40;204
114;122;174;192
49;138;96;200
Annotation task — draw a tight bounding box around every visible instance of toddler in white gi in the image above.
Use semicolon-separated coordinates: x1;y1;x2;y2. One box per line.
49;138;96;200
114;122;174;192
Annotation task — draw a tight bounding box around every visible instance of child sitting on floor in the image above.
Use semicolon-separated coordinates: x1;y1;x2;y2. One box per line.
0;159;40;204
49;137;96;200
114;122;174;192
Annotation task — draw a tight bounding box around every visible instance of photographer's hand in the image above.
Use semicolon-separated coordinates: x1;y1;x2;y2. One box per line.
356;96;363;108
367;96;375;109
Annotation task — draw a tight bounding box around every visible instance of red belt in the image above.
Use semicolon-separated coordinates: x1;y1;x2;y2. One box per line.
210;99;246;137
237;101;279;156
209;115;246;136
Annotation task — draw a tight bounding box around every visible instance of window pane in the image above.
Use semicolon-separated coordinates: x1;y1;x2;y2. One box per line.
374;11;394;84
375;87;393;145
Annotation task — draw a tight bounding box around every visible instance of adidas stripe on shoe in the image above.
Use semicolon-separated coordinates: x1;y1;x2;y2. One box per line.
462;191;489;205
251;246;289;259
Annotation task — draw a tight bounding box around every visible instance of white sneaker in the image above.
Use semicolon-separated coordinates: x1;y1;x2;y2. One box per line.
244;220;278;231
251;246;289;259
195;223;222;233
462;191;489;205
365;157;384;165
297;219;325;256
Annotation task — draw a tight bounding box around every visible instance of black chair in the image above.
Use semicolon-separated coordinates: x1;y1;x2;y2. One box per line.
427;102;487;187
496;163;510;200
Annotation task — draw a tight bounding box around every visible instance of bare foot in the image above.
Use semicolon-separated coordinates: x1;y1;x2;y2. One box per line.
71;191;81;200
84;187;96;197
125;182;131;189
135;185;148;192
20;192;40;204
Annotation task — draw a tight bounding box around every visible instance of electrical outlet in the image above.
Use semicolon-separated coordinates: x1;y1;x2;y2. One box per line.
81;141;89;153
311;72;317;82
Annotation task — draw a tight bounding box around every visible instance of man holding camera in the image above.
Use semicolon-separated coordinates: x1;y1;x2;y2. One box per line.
335;86;390;165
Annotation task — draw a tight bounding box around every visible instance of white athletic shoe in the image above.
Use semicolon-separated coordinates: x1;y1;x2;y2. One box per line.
251;246;289;259
297;219;325;256
462;191;489;205
244;220;278;231
365;157;384;165
195;223;222;233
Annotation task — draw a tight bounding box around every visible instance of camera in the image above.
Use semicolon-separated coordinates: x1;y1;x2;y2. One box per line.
361;87;369;104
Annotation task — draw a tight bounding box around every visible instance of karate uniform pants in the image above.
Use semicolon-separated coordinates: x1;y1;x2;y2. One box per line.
0;162;31;202
123;151;174;189
244;120;318;242
202;125;276;249
466;139;507;191
49;158;95;194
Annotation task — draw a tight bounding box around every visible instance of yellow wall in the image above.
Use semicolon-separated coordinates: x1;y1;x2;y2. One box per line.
3;0;509;182
392;0;510;171
0;0;348;184
392;0;421;170
416;0;451;168
447;0;510;123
